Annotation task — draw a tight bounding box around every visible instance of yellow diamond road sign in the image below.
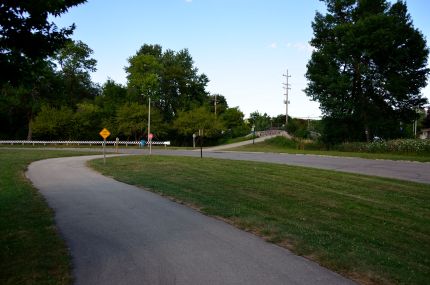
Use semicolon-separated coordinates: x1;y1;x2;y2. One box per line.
99;128;111;140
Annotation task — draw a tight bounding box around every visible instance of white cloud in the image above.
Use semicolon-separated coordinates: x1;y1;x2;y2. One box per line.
286;42;314;53
185;0;192;2
269;42;277;49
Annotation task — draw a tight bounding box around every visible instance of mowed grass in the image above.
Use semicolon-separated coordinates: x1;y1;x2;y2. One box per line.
228;142;430;162
90;155;430;285
0;149;95;285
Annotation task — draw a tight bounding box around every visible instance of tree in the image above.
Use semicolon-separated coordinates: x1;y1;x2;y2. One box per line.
221;107;248;137
248;111;271;131
116;102;164;141
32;105;75;140
126;44;209;122
286;118;310;139
0;0;87;139
422;108;430;129
74;102;102;139
56;40;98;106
0;60;63;139
0;0;86;86
174;106;224;138
306;0;429;142
209;94;228;116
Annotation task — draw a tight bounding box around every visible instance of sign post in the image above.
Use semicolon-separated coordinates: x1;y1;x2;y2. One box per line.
148;133;153;154
192;133;196;149
199;129;203;158
99;128;111;164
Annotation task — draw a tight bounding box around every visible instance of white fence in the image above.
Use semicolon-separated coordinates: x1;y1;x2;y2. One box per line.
0;140;170;147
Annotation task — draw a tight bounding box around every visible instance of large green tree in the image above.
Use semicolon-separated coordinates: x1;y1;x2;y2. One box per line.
306;0;429;142
126;44;209;122
0;0;87;139
221;107;249;137
56;40;98;106
0;0;86;86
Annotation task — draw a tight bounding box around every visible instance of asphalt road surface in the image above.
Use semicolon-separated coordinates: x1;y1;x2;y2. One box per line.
27;155;355;285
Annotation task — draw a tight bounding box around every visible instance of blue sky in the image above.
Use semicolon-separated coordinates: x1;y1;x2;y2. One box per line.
54;0;430;119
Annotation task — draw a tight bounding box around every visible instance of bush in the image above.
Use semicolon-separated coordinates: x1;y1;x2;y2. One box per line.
335;139;430;154
266;136;298;148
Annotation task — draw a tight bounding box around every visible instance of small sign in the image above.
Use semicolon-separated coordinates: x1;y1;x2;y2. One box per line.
99;128;111;139
148;133;153;140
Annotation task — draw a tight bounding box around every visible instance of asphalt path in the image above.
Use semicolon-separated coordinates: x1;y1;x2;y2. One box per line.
27;155;355;285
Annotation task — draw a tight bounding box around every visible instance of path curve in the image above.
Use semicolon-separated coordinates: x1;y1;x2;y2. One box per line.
27;155;355;285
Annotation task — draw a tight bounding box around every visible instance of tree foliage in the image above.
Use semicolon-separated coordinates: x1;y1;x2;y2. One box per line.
126;44;209;122
221;107;249;137
0;0;91;139
32;105;75;140
56;40;98;105
174;106;224;138
116;102;164;141
306;0;429;142
248;111;272;131
1;36;249;144
0;0;87;86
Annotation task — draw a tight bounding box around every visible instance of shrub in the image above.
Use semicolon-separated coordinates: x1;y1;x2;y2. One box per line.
266;136;298;148
336;139;430;154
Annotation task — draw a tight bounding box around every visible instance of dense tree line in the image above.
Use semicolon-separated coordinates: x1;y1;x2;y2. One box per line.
1;35;250;144
0;1;251;145
2;0;428;145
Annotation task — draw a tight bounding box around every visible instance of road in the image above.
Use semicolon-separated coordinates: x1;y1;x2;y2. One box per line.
27;155;355;285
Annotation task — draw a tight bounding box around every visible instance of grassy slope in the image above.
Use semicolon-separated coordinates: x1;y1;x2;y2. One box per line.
0;149;95;285
91;155;430;285
227;142;430;162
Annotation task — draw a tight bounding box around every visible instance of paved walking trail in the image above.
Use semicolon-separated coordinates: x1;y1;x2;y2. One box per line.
27;155;355;285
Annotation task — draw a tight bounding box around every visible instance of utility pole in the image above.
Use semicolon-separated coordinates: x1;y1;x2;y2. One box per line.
282;70;291;126
148;96;151;155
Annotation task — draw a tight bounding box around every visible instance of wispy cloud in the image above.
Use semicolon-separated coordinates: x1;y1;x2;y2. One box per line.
286;42;314;53
185;0;192;3
269;42;278;49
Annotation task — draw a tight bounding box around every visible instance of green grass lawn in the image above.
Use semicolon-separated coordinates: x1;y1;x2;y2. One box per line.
0;149;95;285
90;155;430;285
228;141;430;162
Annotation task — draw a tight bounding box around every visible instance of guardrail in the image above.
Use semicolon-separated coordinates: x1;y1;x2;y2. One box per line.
0;140;170;147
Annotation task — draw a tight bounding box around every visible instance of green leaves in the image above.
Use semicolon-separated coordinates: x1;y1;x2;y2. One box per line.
0;0;87;86
174;106;224;138
125;44;209;122
307;0;429;142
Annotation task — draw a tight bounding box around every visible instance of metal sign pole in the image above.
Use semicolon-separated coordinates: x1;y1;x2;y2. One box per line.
103;138;106;164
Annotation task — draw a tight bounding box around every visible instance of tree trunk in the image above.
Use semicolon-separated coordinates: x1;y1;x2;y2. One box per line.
27;116;33;141
364;125;370;142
